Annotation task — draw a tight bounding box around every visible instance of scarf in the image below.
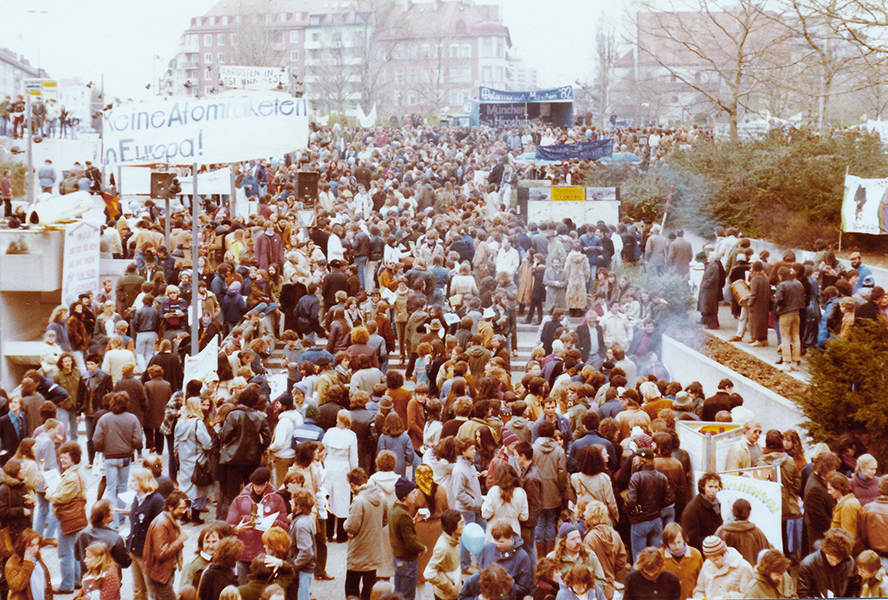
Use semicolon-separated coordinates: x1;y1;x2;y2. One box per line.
857;471;873;485
666;542;688;559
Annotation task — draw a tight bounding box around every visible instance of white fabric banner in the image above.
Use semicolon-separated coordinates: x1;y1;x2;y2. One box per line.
717;474;784;552
102;92;308;166
62;221;100;306
220;65;288;90
842;174;888;234
182;335;218;390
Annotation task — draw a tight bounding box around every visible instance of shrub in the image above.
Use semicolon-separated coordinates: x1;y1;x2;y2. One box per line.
801;320;888;467
0;161;28;198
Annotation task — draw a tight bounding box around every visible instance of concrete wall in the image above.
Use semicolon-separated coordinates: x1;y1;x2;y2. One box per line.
661;335;807;438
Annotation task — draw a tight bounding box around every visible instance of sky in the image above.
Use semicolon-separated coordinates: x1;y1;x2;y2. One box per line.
4;0;630;101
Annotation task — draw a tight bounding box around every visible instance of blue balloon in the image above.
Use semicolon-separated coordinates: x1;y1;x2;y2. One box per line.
461;522;485;555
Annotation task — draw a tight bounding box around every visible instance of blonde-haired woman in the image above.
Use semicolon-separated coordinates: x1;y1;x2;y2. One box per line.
322;410;358;543
175;396;213;523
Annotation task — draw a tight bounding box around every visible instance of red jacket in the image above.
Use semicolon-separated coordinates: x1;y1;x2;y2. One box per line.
226;483;290;562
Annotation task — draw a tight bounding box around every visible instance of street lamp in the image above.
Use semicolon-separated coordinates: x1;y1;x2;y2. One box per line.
27;10;49;74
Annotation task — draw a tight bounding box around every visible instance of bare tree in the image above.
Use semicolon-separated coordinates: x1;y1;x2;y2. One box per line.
307;25;357;115
351;0;403;115
226;17;286;67
631;0;785;141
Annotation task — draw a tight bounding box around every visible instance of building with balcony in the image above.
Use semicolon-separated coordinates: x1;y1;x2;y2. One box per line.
162;0;514;119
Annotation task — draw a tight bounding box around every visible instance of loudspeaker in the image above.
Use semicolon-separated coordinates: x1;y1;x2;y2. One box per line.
296;171;319;201
150;172;174;199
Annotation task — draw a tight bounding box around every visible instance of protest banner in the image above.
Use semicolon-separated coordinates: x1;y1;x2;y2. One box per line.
219;65;288;90
102;92;309;166
182;335;218;390
62;221;100;306
842;174;888;234
536;139;614;162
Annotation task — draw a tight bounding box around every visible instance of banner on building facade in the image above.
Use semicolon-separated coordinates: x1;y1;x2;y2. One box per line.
536;139;614;162
62;222;100;306
842;174;888;234
219;66;289;90
479;86;573;103
102;93;309;166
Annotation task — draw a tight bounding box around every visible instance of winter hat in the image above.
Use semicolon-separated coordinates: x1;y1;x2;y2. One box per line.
395;477;417;501
635;447;655;460
551;339;565;354
702;536;727;557
379;396;394;412
501;429;519;448
633;432;653;449
557;523;578;540
228;281;242;294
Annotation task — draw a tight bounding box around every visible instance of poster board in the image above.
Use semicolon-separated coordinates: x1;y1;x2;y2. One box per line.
695;470;784;552
522;186;620;227
219;65;288;90
678;421;745;473
62;222;100;306
842;174;888;234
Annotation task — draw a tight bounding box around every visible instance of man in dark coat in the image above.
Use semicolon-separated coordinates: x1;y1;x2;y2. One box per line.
698;249;721;329
681;471;724;551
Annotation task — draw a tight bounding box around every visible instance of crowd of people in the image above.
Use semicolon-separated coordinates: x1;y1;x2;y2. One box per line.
0;119;883;600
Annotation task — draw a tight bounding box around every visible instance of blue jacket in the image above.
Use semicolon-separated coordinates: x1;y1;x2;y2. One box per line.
817;296;839;348
377;432;413;476
126;490;165;555
459;538;534;600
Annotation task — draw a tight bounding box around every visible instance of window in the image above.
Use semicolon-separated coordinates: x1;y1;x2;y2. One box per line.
407;68;417;83
218;53;225;63
204;53;212;63
449;89;460;106
461;66;471;83
332;13;344;25
204;34;213;46
235;15;242;24
394;45;404;60
290;30;299;43
394;69;404;84
449;67;459;83
461;44;471;59
450;44;460;59
421;44;430;59
435;44;444;58
483;41;492;58
217;34;225;46
483;66;491;82
496;67;503;82
496;43;503;58
281;12;288;22
393;91;402;106
186;34;199;51
221;16;228;25
461;89;471;103
290;51;299;61
421;69;431;83
205;86;213;95
407;91;418;106
266;13;274;23
312;33;320;42
409;45;418;59
231;33;238;45
310;15;322;25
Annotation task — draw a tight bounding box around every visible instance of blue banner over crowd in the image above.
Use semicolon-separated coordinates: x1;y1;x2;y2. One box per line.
479;86;573;103
535;139;614;161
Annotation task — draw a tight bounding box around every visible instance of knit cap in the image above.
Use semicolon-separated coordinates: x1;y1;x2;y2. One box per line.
702;536;727;557
501;429;519;447
557;523;578;540
395;477;417;501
